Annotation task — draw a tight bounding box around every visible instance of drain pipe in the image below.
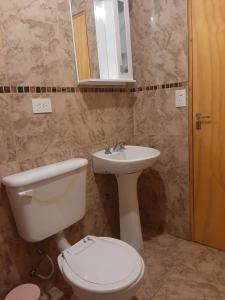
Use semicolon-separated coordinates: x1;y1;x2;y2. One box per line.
30;231;71;280
55;231;71;252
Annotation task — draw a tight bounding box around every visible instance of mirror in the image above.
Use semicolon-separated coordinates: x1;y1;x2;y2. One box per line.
69;0;135;85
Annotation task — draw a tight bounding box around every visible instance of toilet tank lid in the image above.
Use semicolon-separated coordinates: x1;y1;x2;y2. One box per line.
2;158;88;188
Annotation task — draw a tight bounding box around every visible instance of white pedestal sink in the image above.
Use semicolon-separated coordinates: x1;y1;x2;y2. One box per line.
92;146;160;251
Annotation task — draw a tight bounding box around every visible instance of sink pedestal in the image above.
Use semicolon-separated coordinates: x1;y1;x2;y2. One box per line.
116;171;143;251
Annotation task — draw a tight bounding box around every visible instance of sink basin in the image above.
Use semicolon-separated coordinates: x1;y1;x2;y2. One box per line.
92;145;160;251
92;145;160;175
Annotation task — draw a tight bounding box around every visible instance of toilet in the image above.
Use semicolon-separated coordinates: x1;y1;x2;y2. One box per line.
2;159;145;300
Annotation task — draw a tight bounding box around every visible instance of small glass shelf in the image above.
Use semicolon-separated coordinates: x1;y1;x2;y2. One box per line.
78;79;136;86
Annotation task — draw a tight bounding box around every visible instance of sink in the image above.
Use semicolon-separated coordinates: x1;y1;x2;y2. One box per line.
92;145;160;251
93;145;160;174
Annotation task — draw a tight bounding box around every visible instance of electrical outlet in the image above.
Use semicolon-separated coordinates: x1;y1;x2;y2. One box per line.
175;89;187;107
32;98;52;114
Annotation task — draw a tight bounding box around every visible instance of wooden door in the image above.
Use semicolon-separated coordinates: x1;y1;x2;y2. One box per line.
191;0;225;250
73;12;91;80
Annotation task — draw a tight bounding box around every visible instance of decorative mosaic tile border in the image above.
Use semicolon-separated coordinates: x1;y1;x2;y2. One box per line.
0;81;188;94
130;81;188;92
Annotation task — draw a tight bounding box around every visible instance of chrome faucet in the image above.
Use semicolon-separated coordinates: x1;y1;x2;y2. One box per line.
113;142;126;152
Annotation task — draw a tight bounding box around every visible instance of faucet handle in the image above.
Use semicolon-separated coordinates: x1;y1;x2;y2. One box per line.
104;146;112;154
113;141;126;152
119;142;126;150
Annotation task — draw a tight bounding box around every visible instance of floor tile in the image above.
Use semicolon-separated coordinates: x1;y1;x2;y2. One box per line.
137;234;225;300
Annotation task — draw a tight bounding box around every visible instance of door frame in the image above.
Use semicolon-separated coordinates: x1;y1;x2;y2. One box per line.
188;0;194;240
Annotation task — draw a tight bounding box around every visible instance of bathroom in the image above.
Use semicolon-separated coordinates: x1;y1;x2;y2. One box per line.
0;0;225;299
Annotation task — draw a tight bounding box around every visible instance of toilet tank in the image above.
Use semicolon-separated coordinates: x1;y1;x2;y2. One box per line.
2;159;88;242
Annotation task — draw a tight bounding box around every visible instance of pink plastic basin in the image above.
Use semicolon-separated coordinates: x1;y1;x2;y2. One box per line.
5;284;40;300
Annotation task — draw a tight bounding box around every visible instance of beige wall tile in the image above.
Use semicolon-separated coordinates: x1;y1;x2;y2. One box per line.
130;0;188;85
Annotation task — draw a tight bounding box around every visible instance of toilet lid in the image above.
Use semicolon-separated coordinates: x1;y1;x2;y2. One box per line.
60;236;144;292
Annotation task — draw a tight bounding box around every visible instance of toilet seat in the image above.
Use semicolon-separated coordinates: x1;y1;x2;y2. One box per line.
58;236;144;293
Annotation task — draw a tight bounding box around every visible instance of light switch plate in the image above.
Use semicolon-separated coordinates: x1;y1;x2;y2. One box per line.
32;98;52;114
175;89;187;107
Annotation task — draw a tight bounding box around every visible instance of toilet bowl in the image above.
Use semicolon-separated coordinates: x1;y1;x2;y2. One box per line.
58;236;145;300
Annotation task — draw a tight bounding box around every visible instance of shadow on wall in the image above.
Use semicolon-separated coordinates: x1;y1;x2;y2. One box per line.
94;174;120;239
138;168;166;240
94;168;166;242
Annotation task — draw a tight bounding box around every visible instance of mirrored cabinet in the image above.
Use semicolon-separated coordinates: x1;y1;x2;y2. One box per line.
69;0;135;85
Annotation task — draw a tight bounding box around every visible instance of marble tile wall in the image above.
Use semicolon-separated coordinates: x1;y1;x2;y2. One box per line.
0;0;75;86
130;0;188;86
133;87;190;239
130;0;190;239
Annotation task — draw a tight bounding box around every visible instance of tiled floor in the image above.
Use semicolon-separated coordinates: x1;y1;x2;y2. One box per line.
136;234;225;300
56;233;225;300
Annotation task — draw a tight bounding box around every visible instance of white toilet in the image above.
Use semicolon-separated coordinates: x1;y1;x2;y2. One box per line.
2;159;145;300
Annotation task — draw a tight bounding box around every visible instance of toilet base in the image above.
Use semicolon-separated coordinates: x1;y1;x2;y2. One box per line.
70;270;144;300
